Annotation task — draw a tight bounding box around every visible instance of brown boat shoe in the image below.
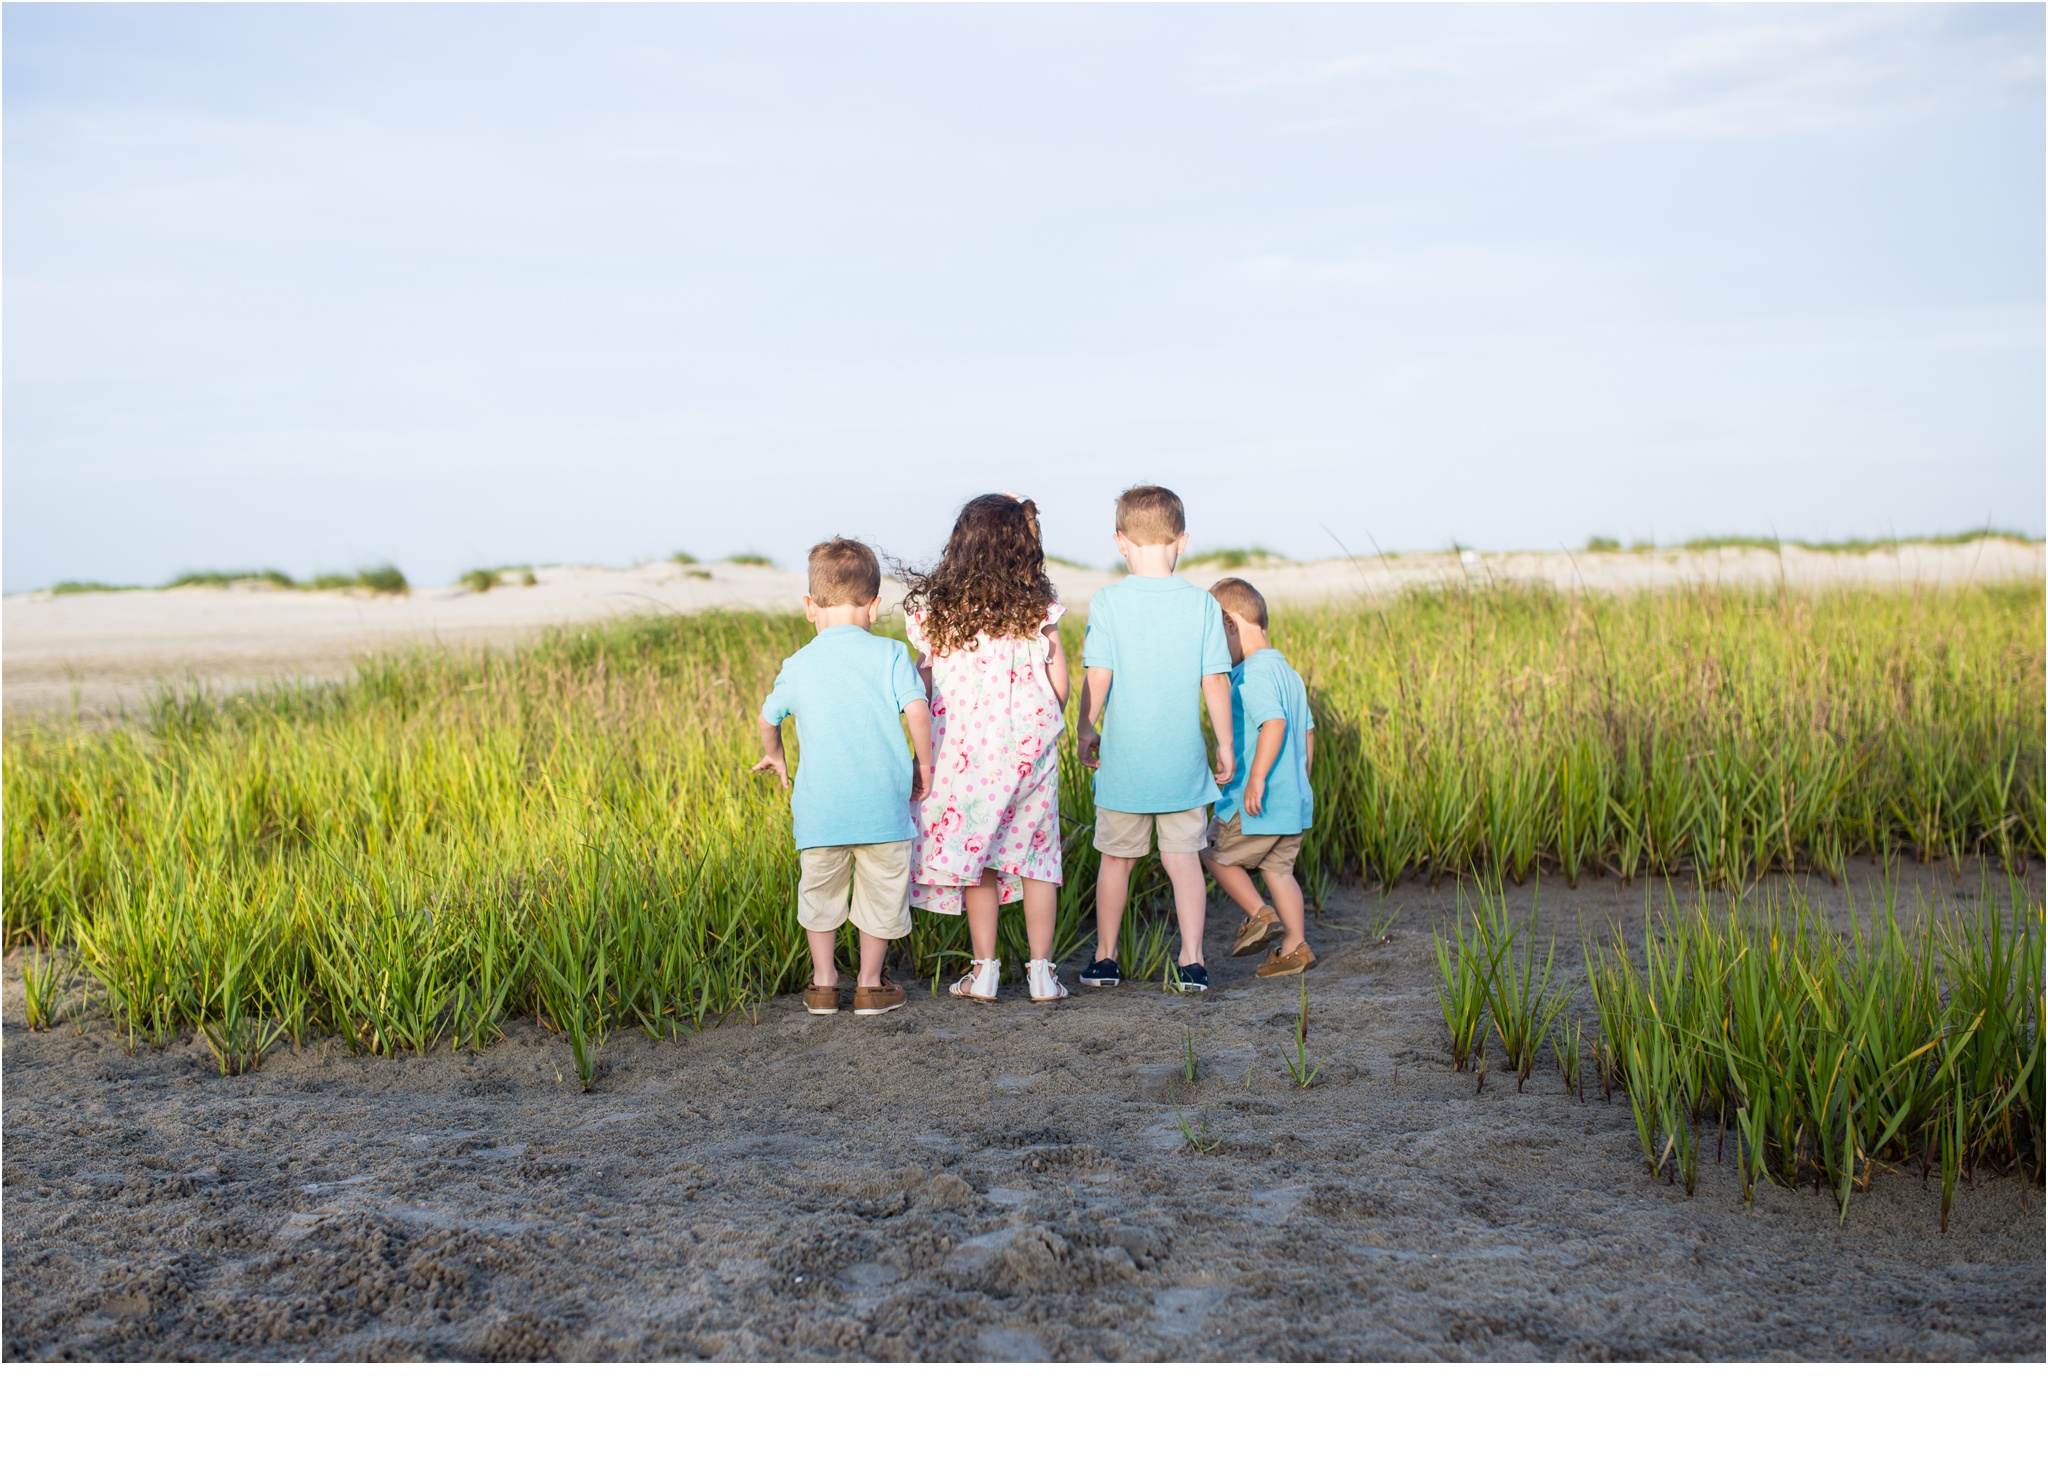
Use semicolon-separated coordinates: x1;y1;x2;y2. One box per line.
1230;906;1283;958
853;977;907;1016
803;982;841;1015
1254;941;1317;979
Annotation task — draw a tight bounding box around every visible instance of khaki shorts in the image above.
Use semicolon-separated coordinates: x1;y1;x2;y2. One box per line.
797;840;913;938
1205;813;1305;877
1093;806;1210;859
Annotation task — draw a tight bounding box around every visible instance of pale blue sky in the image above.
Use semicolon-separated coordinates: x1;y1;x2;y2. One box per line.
5;2;2042;591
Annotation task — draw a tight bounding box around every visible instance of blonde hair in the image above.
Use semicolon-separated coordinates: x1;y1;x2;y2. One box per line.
1209;576;1268;630
807;537;881;607
1114;484;1186;546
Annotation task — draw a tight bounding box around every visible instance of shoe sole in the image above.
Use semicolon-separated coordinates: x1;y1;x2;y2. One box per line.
951;990;999;1003
1230;923;1279;957
1029;992;1069;1003
854;1001;906;1016
804;1005;839;1015
1078;977;1119;987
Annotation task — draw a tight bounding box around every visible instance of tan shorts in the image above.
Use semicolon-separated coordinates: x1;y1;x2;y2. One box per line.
1204;813;1305;877
1093;806;1210;859
797;840;913;938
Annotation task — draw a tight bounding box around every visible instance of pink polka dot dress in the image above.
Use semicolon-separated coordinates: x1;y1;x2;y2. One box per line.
907;603;1066;914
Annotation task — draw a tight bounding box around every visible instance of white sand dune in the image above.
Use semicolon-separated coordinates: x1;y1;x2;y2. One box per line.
5;539;2038;717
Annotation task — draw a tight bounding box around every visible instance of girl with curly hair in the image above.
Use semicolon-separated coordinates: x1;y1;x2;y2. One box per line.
901;493;1071;1003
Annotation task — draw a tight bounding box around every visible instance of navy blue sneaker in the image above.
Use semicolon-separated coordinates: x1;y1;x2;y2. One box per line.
1079;956;1123;988
1171;963;1210;993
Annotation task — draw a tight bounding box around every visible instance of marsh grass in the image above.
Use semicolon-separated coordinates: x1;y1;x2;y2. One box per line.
1587;883;2043;1222
1277;977;1326;1088
1472;884;1568;1091
3;583;2039;1071
1173;1104;1222;1153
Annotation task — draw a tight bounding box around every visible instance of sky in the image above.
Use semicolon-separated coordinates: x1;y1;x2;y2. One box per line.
4;2;2043;592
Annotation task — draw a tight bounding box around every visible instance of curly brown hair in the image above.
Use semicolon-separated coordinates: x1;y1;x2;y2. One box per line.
899;494;1058;656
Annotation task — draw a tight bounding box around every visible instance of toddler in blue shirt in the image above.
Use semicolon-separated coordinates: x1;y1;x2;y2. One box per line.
1075;485;1235;993
754;538;933;1016
1200;577;1318;978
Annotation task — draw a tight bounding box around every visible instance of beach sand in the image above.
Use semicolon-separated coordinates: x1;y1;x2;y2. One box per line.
5;860;2040;1361
6;540;2039;718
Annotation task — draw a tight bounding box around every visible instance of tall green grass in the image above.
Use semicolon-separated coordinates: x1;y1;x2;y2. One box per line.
1283;581;2042;886
1587;884;2042;1223
3;583;2039;1077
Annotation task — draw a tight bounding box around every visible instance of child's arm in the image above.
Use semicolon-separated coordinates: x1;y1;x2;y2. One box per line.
1044;629;1070;710
1202;672;1235;788
1242;719;1286;817
1076;667;1111;768
1305;728;1315;777
904;699;934;801
752;717;790;789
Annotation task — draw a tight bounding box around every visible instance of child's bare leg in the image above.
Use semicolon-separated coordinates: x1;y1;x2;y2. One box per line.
964;870;1000;960
1202;853;1269;919
855;931;890;989
1160;850;1208;966
1094;854;1135;959
1266;866;1307;952
806;928;840;987
1022;877;1058;961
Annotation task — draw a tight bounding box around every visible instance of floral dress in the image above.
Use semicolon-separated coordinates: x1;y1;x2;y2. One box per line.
908;603;1066;913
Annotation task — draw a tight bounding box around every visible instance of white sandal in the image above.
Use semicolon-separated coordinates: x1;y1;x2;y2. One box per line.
950;958;1001;1003
1026;958;1069;1004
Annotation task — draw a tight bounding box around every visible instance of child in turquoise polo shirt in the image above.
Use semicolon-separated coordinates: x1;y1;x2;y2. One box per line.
1074;485;1235;992
1200;576;1318;978
754;537;933;1016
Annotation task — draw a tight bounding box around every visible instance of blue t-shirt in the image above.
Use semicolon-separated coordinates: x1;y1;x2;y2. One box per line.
1215;648;1316;836
1082;575;1233;814
759;625;928;850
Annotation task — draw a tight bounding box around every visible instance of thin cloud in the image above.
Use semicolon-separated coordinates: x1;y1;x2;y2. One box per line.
1541;8;2043;141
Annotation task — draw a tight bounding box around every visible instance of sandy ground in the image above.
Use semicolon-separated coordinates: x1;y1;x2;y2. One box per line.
6;540;2039;717
5;859;2040;1362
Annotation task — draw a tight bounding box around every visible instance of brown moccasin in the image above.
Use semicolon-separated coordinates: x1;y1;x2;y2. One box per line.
1254;942;1317;979
1230;906;1282;958
803;982;841;1015
853;977;907;1016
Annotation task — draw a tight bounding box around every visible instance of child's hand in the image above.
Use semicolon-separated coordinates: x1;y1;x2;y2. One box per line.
1243;773;1265;818
1214;749;1236;790
910;761;933;802
1077;727;1100;769
750;751;790;790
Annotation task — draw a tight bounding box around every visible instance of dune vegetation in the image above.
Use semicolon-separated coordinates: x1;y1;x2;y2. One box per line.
4;582;2041;1120
49;565;412;596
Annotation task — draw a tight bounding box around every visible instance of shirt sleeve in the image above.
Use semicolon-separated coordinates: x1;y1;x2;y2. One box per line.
1199;596;1232;676
759;658;795;725
1042;599;1066;634
1081;595;1115;670
890;643;927;711
1241;658;1286;729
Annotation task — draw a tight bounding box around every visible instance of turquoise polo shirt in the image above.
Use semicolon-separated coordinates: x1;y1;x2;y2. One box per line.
1214;648;1316;836
759;625;928;850
1081;574;1233;814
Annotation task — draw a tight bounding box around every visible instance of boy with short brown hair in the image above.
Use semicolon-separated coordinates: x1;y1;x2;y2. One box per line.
1074;486;1235;992
1201;576;1318;977
754;537;934;1015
